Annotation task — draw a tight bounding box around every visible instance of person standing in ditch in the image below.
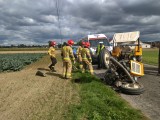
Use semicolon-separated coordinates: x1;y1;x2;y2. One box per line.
61;39;75;79
81;42;94;75
96;41;105;69
48;41;57;72
76;41;85;70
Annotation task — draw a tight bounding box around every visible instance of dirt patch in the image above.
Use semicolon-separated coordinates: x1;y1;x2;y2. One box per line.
0;55;79;120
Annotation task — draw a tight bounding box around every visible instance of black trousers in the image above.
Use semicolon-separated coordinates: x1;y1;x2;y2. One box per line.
49;57;57;69
97;55;102;68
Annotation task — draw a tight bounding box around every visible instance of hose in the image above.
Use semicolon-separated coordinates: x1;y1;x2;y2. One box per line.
110;57;135;83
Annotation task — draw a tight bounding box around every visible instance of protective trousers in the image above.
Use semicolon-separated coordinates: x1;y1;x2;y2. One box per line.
62;60;72;79
82;60;94;75
97;55;102;69
77;55;83;69
49;57;57;70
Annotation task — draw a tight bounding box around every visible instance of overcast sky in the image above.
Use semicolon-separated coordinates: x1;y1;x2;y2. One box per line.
0;0;160;45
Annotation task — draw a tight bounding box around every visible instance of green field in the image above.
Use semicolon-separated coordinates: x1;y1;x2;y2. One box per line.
0;53;45;72
0;47;48;51
0;47;158;66
142;48;159;66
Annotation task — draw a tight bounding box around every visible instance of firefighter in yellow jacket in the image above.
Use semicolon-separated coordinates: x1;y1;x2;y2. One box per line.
76;41;85;69
61;39;75;79
81;42;94;75
48;41;57;72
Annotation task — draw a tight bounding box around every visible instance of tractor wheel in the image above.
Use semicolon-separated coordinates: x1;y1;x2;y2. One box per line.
104;70;116;85
120;82;145;95
100;49;110;69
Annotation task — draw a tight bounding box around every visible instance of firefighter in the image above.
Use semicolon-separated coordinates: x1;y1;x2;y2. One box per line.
76;41;85;70
96;41;105;69
81;42;94;75
48;41;57;72
61;39;75;79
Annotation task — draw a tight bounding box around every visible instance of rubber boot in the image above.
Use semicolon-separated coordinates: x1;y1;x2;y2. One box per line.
49;65;52;70
51;66;56;72
66;76;72;79
79;64;83;70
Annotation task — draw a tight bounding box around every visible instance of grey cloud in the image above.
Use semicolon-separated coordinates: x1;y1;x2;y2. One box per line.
117;0;160;16
0;35;9;41
0;0;160;45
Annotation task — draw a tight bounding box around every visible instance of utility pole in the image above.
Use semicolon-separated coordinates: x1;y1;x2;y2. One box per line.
55;0;62;47
158;42;160;75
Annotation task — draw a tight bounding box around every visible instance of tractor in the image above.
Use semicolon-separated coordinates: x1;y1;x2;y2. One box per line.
102;31;145;95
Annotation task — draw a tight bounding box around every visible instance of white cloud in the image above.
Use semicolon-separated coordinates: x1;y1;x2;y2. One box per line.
41;15;58;23
23;17;35;24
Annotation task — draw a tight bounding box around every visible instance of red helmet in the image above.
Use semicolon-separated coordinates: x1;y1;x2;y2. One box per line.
81;41;85;46
85;42;90;48
50;41;56;46
67;39;74;46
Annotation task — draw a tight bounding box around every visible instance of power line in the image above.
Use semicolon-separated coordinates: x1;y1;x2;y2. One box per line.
55;0;63;44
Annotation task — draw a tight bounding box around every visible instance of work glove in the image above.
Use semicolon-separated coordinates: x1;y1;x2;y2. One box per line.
72;60;75;64
89;59;92;63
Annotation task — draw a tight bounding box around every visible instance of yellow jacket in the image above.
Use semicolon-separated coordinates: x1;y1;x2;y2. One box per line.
48;47;56;57
81;48;92;61
61;45;75;61
76;46;83;56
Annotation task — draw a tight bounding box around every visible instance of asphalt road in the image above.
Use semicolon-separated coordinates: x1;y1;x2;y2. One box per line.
94;64;160;120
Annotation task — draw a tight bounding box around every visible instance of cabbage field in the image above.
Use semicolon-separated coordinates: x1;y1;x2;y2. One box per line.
0;53;45;72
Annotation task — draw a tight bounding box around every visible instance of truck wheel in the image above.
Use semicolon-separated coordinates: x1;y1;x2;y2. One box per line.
120;82;145;95
100;49;110;68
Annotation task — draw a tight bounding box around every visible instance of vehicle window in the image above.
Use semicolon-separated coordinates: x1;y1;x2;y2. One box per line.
83;40;88;42
89;39;110;47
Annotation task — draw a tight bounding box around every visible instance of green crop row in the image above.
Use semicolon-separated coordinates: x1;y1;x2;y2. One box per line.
0;53;45;72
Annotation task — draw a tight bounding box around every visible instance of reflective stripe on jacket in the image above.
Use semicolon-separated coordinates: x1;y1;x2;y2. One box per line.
76;46;83;56
81;48;91;61
96;44;104;55
48;47;56;57
61;46;75;61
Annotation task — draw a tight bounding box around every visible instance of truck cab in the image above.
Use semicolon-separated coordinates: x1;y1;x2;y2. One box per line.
83;34;112;63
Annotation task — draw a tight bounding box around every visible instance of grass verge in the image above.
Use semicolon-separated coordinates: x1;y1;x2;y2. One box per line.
65;72;147;120
143;48;159;66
